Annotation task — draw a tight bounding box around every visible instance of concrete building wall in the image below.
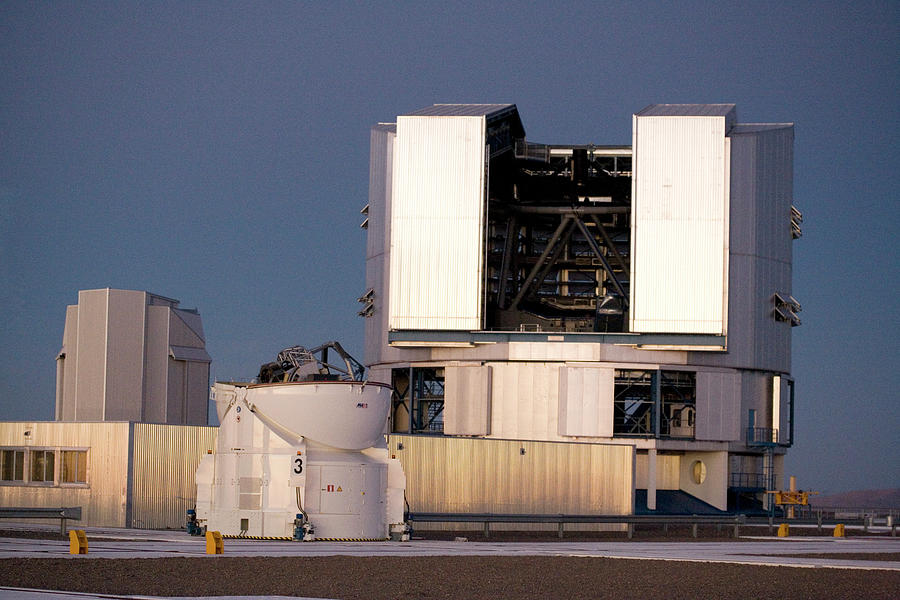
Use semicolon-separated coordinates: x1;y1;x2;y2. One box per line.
679;450;729;510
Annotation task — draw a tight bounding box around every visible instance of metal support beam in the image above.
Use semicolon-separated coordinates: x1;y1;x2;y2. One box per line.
528;222;575;302
573;217;628;301
510;205;629;215
510;216;573;310
590;214;629;275
497;216;518;309
651;371;661;438
407;367;413;435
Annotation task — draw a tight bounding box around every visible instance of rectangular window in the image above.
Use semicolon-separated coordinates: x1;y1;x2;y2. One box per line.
30;450;55;483
1;449;25;481
613;370;653;437
391;367;445;434
61;450;88;484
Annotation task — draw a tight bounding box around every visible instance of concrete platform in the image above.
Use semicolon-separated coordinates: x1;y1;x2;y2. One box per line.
0;524;898;570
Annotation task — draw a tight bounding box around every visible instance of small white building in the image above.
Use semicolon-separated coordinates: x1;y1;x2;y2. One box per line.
363;104;800;518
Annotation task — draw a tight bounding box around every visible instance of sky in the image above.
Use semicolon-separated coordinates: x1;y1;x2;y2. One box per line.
1;1;897;495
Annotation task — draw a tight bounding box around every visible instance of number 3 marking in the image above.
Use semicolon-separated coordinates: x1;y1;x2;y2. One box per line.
293;457;303;474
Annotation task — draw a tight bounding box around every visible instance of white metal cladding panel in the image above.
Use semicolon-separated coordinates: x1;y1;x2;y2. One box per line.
387;435;632;523
74;290;108;420
558;367;614;437
367;126;394;261
143;306;170;424
131;423;218;529
59;305;79;421
630;115;729;334
695;371;741;441
772;375;791;443
104;290;146;421
691;124;794;372
750;126;794;374
489;362;559;440
389;115;486;330
444;366;492;435
365;126;394;367
0;422;130;527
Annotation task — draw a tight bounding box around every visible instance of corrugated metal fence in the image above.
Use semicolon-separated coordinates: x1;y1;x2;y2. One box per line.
388;434;633;531
130;423;217;529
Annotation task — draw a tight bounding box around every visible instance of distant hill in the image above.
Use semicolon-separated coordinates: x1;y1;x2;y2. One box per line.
809;488;900;509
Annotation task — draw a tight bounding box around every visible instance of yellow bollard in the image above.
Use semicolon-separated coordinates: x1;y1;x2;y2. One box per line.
777;523;789;537
205;530;224;554
69;529;88;554
833;524;845;537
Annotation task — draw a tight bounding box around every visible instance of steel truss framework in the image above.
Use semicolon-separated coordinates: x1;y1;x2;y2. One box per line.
484;143;633;333
613;369;697;439
390;367;445;434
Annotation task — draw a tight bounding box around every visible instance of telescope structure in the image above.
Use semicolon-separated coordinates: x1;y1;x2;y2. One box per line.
195;344;406;540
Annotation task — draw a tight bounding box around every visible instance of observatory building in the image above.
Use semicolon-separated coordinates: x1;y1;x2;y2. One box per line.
55;288;211;425
363;104;800;516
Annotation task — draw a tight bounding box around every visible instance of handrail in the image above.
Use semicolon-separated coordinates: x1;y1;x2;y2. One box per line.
406;512;745;539
0;506;82;536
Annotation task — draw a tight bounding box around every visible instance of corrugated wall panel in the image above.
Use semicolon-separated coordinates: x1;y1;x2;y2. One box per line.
634;452;680;489
388;435;632;529
0;422;130;527
444;366;492;435
630;115;729;334
131;423;218;529
558;367;614;437
389;115;486;330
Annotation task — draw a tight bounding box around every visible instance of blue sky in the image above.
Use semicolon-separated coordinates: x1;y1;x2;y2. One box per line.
1;1;897;494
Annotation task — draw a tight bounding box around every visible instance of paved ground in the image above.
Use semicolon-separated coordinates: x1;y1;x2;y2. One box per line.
1;525;898;570
1;525;898;599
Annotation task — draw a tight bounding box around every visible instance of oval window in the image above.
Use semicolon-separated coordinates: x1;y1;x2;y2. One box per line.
691;460;707;484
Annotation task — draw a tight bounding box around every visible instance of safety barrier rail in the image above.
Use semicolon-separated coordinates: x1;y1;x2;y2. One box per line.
746;427;779;445
0;506;82;536
747;512;897;536
406;512;746;539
